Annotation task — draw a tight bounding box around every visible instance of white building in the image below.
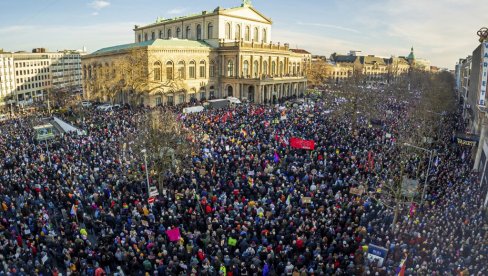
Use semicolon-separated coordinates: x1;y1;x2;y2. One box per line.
0;52;15;106
0;48;86;105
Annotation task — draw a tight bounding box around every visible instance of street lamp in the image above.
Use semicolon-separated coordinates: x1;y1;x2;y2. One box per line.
403;142;433;205
141;149;150;199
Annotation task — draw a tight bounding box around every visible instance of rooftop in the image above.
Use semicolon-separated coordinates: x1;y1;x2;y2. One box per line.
290;49;311;54
91;39;213;55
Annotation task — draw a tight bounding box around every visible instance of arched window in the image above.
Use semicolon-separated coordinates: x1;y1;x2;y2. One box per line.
293;63;297;75
144;33;148;41
207;23;214;39
225;23;231;40
153;61;161;81
279;61;284;76
297;64;301;75
245;26;250;41
235;24;241;40
151;32;155;40
253;27;259;42
159;30;163;39
253;60;259;77
176;27;181;38
189;60;196;79
263;61;268;75
167;29;172;38
262;29;267;43
177;61;185;79
209;61;215;77
185;26;191;39
271;61;276;76
196;24;202;40
243;60;249;77
227;60;234;77
199;60;206;78
166;61;173;80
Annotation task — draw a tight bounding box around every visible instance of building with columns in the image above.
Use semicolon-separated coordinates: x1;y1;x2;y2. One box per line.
82;1;308;106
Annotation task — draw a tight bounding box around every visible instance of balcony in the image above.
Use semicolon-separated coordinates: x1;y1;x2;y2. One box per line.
218;40;291;52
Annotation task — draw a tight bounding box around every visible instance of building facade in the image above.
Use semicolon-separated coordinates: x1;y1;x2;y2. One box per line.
0;48;85;106
0;52;15;106
326;50;412;84
82;1;308;106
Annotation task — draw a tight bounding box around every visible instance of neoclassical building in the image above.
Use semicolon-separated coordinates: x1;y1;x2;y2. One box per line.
82;1;308;106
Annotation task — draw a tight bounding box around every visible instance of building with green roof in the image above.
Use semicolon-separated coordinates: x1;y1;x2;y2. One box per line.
82;0;308;106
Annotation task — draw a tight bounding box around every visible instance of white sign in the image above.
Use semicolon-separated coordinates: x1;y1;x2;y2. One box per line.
149;186;159;197
480;42;488;106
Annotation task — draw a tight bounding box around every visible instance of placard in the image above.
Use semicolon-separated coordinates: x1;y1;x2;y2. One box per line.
301;197;312;204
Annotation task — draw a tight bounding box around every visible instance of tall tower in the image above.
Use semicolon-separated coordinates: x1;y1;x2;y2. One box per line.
407;46;415;65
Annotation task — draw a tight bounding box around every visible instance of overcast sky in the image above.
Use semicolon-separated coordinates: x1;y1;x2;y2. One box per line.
1;0;487;69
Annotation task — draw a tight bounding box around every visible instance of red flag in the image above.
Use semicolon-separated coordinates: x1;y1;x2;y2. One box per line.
290;137;315;150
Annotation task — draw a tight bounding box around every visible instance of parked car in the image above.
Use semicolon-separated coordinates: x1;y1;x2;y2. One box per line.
96;104;113;112
81;101;92;108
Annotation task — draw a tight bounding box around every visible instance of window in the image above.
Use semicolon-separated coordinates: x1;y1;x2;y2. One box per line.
156;97;162;105
227;60;234;77
263;61;268;75
151;32;155;40
235;24;241;40
144;33;148;41
207;23;214;39
209;61;215;77
177;61;185;79
253;60;259;77
159;30;164;39
225;23;231;40
186;26;191;39
154;62;161;81
195;24;202;40
245;26;250;41
199;60;206;78
166;61;174;80
176;27;181;38
254;27;259;42
272;61;276;75
138;34;142;42
279;61;284;76
209;86;215;98
243;60;249;77
262;29;267;43
189;61;196;78
167;29;172;38
179;94;185;104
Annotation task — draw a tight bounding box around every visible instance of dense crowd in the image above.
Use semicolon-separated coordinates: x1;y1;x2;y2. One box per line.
0;93;486;275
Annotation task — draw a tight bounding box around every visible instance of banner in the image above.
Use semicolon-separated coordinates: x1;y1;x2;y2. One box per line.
479;42;488;106
367;244;388;267
228;237;237;246
290;137;315;150
166;228;181;242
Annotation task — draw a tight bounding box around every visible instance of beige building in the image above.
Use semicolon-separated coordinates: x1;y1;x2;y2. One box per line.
326;49;418;84
82;1;308;106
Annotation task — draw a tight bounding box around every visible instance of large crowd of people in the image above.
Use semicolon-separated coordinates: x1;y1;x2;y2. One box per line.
0;92;486;275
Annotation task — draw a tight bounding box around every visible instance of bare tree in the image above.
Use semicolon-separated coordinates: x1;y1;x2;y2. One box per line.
126;109;196;193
